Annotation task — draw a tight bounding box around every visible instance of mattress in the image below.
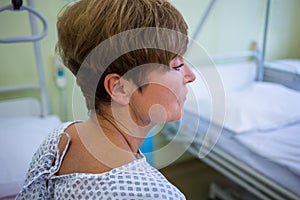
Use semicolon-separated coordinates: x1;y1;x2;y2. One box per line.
235;122;300;176
0;116;61;198
214;125;300;197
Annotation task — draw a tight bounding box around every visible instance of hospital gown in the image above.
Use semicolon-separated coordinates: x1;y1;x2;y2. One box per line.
16;121;185;200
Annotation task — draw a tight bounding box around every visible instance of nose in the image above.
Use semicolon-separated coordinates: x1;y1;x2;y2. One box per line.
184;64;196;83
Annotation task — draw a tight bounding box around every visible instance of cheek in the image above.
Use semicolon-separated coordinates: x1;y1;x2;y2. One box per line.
149;85;178;105
129;82;184;124
148;86;183;121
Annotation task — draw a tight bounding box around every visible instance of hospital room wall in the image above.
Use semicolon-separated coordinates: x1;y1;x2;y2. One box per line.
170;0;300;60
0;0;299;141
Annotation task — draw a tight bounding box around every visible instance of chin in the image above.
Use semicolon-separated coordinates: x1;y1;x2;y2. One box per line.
167;109;184;122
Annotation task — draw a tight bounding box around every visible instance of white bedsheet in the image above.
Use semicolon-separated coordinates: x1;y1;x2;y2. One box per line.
235;122;300;176
0;116;61;198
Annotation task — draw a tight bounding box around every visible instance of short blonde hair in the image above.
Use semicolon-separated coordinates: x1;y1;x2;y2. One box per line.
56;0;188;114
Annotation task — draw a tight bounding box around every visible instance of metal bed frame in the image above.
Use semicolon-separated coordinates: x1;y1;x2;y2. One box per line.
264;62;300;91
163;0;300;199
0;0;49;117
164;130;299;200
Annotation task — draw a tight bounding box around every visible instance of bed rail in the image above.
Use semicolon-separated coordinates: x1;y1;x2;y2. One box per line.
194;144;299;200
0;0;50;117
0;84;40;93
211;50;257;62
257;0;271;81
164;133;299;200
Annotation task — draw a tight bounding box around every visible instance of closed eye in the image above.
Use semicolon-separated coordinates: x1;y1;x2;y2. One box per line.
173;63;184;71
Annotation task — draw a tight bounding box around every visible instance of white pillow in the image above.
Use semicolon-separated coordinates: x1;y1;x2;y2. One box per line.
0;116;61;198
185;62;257;119
223;82;300;133
216;62;257;92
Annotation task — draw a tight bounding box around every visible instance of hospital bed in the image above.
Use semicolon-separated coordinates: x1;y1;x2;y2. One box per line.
162;59;300;200
0;1;61;198
162;0;300;199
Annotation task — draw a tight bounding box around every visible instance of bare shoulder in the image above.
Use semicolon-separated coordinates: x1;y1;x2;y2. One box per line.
56;122;136;176
56;123;112;175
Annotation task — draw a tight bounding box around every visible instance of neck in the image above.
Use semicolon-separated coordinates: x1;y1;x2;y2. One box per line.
89;108;154;155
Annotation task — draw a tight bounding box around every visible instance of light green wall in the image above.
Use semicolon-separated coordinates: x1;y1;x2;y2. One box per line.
170;0;300;60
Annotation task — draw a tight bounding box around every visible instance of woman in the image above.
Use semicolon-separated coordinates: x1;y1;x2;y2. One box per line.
17;0;195;199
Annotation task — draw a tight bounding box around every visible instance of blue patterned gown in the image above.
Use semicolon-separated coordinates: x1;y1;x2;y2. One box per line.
16;122;185;200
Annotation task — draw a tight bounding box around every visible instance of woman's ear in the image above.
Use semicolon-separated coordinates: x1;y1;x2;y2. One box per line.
104;74;131;105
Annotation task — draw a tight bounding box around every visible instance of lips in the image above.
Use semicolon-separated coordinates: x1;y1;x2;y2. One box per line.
178;93;187;107
182;89;188;102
